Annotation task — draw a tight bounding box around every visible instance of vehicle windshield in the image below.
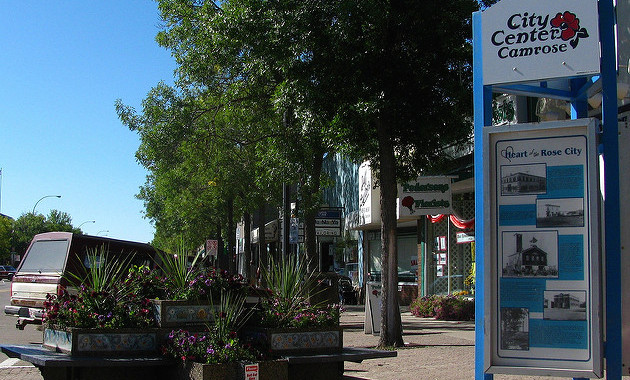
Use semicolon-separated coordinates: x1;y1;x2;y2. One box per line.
19;239;70;273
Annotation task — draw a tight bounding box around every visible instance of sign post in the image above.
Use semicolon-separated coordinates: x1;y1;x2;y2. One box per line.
473;0;618;379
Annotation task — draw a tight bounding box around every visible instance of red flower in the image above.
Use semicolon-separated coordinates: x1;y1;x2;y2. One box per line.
551;11;580;41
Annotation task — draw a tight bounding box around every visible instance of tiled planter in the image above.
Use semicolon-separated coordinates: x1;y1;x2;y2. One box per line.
241;326;343;356
174;360;288;380
151;299;217;327
43;327;161;356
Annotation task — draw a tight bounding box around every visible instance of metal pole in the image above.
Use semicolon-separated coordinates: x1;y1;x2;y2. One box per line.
600;0;621;378
473;10;494;380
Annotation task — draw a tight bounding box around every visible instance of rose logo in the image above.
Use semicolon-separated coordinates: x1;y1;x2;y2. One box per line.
402;196;415;214
551;11;589;49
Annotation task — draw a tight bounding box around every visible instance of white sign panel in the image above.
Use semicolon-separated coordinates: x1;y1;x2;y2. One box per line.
485;119;602;377
359;162;373;225
482;0;600;85
398;177;453;217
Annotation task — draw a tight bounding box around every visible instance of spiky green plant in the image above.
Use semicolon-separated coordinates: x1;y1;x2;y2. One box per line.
262;254;321;307
154;237;201;298
68;244;135;296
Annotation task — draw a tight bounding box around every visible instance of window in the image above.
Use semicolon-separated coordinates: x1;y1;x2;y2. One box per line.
19;239;70;273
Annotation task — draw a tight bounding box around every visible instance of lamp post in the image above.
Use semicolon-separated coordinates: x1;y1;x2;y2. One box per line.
32;195;61;214
97;230;109;236
78;220;96;229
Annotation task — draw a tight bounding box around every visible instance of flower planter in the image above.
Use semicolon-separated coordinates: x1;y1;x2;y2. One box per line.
43;327;162;357
241;326;343;356
174;360;288;380
151;299;217;327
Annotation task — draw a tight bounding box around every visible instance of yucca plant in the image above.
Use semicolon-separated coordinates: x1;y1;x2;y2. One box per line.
154;238;202;299
68;244;136;296
262;254;316;303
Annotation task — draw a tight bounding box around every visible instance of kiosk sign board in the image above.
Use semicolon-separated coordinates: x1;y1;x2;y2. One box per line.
485;119;602;377
482;0;600;85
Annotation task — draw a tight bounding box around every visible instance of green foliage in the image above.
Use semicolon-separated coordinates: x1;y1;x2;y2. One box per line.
0;215;12;263
68;245;136;296
410;295;475;321
261;254;315;303
164;328;257;364
154;238;202;297
255;254;340;328
11;210;80;256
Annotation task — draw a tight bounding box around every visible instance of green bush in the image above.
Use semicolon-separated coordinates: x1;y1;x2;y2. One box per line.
410;294;474;321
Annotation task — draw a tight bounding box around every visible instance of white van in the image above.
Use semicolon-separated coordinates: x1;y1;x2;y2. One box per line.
4;232;158;329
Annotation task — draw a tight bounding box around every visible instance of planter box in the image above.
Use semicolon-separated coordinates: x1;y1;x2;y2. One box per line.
151;299;217;327
241;326;343;356
43;327;162;357
175;360;288;380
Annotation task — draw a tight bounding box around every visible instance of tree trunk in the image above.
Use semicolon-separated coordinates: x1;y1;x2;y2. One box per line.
303;150;324;274
217;223;225;270
243;211;252;283
377;118;404;348
258;203;267;286
227;197;235;274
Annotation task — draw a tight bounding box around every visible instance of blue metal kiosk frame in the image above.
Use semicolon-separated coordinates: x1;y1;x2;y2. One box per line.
473;1;619;379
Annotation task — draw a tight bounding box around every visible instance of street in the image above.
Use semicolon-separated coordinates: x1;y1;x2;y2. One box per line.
0;279;41;370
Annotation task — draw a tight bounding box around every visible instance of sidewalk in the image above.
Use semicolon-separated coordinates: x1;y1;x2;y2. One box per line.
340;305;567;380
0;306;571;380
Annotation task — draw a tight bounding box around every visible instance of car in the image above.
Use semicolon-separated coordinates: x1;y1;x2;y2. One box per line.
0;265;16;280
5;232;159;329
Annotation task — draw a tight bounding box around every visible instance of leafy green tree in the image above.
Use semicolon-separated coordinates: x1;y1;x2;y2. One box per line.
0;215;13;264
11;210;79;256
124;0;491;348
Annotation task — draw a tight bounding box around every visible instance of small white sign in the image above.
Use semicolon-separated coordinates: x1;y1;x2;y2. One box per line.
456;232;476;244
316;227;341;237
244;363;259;380
481;0;600;85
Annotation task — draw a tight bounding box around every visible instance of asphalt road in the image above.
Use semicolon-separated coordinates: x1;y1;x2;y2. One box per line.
0;279;42;367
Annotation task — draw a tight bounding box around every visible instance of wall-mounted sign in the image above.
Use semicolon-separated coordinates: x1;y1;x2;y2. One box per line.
485;119;602;377
481;0;600;85
398;177;453;217
456;232;476;244
359;162;376;225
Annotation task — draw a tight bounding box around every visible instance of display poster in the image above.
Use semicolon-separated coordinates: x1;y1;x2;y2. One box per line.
486;120;601;377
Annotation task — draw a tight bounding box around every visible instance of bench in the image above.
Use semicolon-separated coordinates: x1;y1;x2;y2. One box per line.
1;344;396;380
1;344;174;380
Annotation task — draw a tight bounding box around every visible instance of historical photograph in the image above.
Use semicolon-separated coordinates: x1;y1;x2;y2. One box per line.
500;307;529;351
536;198;585;228
500;163;547;196
543;290;587;321
502;230;559;278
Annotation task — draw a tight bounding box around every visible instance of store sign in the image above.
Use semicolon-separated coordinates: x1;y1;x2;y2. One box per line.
359;162;375;225
398;177;453;217
485;119;602;377
482;0;600;85
456;232;476;244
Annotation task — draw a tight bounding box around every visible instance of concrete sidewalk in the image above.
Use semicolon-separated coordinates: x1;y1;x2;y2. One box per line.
0;306;572;380
340;305;568;380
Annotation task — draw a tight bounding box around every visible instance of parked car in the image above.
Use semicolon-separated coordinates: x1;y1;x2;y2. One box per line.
4;232;159;329
0;265;16;280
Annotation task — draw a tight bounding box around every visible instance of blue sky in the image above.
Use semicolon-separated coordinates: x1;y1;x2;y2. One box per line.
0;1;176;243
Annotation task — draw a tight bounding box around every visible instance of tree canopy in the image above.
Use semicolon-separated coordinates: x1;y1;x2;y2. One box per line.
119;0;490;347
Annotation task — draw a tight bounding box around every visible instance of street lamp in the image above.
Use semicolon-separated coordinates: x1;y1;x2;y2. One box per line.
78;220;96;229
97;230;109;236
32;195;61;214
